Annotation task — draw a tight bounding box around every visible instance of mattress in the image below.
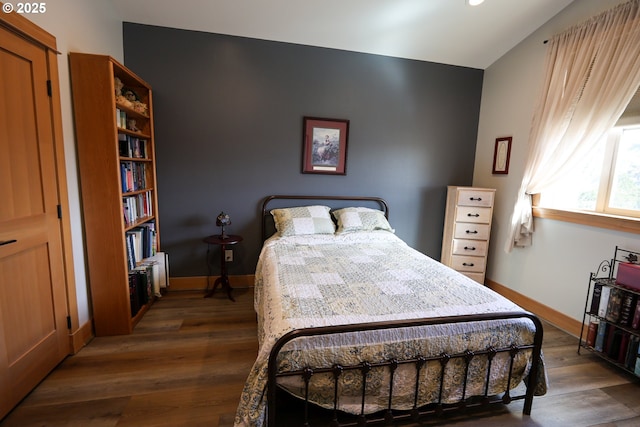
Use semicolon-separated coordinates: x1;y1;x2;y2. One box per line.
234;231;547;427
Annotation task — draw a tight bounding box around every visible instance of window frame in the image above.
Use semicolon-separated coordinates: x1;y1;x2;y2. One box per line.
533;117;640;233
601;125;640;217
532;197;640;235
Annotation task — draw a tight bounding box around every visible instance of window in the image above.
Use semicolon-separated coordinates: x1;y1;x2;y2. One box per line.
538;124;640;219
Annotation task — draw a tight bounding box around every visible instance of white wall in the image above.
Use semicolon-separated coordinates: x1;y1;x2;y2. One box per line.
474;0;639;324
28;1;123;325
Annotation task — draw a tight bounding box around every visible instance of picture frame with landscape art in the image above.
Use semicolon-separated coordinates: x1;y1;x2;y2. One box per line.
492;136;512;174
302;117;349;175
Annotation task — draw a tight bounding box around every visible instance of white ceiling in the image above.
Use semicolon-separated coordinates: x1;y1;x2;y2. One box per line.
110;0;574;70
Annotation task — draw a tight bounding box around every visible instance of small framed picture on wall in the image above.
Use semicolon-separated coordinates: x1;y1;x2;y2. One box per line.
302;117;349;175
492;136;512;174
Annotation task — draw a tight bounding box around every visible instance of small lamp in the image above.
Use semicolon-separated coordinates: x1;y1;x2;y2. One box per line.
216;211;231;239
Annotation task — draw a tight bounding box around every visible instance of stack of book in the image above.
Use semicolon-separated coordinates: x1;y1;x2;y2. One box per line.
125;221;157;270
120;161;147;193
129;265;152;317
128;252;168;317
123;191;153;226
586;278;640;374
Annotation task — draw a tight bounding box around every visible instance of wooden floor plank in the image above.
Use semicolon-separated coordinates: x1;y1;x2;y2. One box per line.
1;288;639;427
0;397;129;427
601;382;640;412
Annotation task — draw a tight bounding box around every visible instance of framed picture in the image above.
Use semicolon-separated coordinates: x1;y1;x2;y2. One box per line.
302;117;349;175
492;136;512;174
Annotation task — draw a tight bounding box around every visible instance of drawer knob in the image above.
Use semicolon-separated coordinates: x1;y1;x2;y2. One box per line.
464;246;476;251
462;262;475;267
469;197;482;201
0;239;17;246
465;230;478;234
467;213;480;217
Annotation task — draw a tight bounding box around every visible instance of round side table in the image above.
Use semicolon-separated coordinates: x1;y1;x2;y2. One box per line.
203;234;243;301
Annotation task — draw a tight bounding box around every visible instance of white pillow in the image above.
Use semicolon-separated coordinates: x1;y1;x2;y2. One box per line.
332;207;394;234
270;205;335;236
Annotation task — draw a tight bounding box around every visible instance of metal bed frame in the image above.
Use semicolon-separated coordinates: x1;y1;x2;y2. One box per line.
259;195;544;426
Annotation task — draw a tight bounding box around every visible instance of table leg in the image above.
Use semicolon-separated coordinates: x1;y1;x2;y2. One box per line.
204;243;235;301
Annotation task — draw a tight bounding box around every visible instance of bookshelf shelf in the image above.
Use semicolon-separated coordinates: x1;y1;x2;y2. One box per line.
120;156;153;163
579;247;640;376
116;102;149;119
70;53;161;336
118;129;152;140
123;188;155;196
125;216;157;232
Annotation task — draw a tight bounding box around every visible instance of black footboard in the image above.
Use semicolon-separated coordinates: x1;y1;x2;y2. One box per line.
267;311;543;426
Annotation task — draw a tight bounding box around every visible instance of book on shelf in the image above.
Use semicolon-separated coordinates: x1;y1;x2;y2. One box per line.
133;264;152;303
139;251;168;298
617;332;630;364
120;162;128;193
120;161;147;193
604;327;621;358
136;163;145;190
586;321;599;347
123;196;135;225
129;272;140;317
619;291;637;327
125;221;157;266
125;232;136;271
128;266;152;317
118;133;127;155
626;335;639;370
594;321;608;352
116;108;127;129
590;282;603;315
135;221;157;259
598;285;612;318
118;134;148;159
127;228;143;263
122;192;153;226
605;287;623;323
635;344;640;376
632;299;640;329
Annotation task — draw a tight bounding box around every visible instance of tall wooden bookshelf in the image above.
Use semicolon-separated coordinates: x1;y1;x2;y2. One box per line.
69;53;160;336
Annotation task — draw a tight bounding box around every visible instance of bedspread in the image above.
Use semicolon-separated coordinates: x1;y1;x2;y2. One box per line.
234;232;547;427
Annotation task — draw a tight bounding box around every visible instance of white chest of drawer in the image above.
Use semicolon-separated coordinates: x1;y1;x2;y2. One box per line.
440;186;495;284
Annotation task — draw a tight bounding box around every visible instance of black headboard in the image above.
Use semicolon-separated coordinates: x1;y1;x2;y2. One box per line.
261;195;389;241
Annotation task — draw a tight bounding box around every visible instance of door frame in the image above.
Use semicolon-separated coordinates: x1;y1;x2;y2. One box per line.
1;5;79;353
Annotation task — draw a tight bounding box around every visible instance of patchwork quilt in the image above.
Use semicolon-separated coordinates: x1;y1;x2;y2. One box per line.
234;231;546;427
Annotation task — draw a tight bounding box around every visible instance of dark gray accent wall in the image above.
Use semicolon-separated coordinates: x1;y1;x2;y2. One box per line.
122;23;483;277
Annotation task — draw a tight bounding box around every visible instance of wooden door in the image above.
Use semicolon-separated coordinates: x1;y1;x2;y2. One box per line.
0;23;70;419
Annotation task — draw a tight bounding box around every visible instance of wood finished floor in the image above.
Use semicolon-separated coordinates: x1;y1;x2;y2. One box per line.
1;287;639;427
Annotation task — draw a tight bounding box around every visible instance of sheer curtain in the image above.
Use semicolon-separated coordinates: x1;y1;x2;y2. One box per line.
505;0;640;252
